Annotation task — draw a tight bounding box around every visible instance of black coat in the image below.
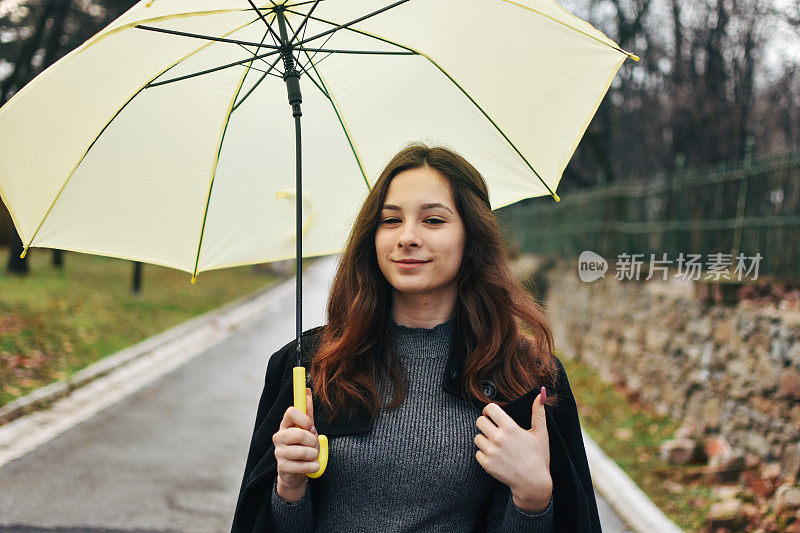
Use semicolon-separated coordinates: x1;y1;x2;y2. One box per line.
231;324;602;532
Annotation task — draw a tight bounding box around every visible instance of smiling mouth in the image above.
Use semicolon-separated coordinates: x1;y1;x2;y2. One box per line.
393;260;431;269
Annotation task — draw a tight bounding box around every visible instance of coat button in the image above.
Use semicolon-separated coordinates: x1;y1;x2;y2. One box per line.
450;369;460;387
481;379;497;399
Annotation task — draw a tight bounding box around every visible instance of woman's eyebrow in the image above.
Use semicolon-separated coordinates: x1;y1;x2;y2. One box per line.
381;202;454;214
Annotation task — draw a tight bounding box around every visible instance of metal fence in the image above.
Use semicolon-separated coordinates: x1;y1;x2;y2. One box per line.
499;149;800;282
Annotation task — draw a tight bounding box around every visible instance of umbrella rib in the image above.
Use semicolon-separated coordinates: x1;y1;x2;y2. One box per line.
305;68;370;191
234;43;281;70
283;0;317;8
244;0;283;45
191;26;272;283
135;24;282;50
420;54;560;201
297;50;333;75
284;8;413;54
231;54;284;112
286;17;370;191
300;60;331;100
286;8;560;201
247;66;284;78
288;0;322;44
19;17;264;258
283;0;322;7
299;3;311;43
295;47;414;55
147;47;282;88
294;0;412;48
498;0;638;60
293;22;336;72
79;8;280;54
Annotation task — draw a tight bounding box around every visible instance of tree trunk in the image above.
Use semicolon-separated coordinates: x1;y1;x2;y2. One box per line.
132;261;143;295
52;249;64;268
38;0;73;75
7;231;29;275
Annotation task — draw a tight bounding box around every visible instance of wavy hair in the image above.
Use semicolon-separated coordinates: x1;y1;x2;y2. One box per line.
309;142;558;423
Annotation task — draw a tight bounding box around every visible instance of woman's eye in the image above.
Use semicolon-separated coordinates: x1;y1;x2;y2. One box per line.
381;218;443;225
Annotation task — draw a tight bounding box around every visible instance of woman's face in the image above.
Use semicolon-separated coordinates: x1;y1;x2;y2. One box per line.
375;166;466;299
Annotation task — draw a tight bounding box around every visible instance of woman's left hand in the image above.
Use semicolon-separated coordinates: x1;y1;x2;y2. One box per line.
474;386;553;513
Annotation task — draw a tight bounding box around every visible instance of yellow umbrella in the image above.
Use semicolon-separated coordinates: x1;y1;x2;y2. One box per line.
0;0;636;478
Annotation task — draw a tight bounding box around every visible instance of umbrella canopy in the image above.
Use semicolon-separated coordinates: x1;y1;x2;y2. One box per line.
0;0;635;280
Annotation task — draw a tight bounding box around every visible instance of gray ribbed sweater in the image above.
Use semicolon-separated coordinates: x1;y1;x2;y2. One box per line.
270;316;554;532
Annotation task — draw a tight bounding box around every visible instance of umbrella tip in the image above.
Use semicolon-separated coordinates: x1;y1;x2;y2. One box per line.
553;192;561;202
191;274;196;284
20;248;27;259
629;53;640;62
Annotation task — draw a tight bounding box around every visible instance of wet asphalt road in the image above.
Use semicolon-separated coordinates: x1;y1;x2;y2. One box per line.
0;255;631;532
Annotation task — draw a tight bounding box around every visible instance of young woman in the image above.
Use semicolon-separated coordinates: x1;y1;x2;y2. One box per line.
231;144;601;532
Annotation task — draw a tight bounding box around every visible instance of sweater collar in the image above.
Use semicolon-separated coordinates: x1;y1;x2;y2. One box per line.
390;315;455;359
390;314;456;333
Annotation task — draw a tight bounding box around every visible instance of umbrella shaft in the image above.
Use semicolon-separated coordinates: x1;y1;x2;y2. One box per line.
276;9;303;118
294;114;302;368
273;8;305;367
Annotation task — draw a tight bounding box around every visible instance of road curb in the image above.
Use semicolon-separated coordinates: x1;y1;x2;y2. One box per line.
0;271;295;427
584;431;684;532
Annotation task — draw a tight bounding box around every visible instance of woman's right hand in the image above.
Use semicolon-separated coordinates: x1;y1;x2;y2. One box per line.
273;387;319;501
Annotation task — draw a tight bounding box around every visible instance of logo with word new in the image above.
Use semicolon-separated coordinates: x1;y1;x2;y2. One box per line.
578;251;608;282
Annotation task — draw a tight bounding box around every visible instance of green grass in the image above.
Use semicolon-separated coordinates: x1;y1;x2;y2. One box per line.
559;355;714;532
0;247;291;407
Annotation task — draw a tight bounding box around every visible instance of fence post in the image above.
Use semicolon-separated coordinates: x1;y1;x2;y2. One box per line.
731;137;754;262
672;155;686;256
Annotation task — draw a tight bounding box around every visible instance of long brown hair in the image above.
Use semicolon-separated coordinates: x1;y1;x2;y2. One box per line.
310;142;558;423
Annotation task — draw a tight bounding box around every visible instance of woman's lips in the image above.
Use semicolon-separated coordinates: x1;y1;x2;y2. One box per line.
394;260;431;270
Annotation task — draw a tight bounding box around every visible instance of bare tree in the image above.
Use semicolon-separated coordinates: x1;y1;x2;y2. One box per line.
559;0;799;190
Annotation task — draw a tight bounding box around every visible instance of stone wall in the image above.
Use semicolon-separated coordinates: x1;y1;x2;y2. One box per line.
520;254;800;481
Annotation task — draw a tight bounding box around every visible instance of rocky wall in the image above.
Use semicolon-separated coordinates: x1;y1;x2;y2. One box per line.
521;255;800;482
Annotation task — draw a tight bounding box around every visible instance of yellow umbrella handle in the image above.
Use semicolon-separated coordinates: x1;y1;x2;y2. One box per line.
293;366;328;478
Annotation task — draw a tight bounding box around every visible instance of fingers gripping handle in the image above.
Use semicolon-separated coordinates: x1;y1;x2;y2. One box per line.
293;366;328;478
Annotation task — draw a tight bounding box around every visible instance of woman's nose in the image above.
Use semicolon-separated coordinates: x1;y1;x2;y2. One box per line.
397;224;421;248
